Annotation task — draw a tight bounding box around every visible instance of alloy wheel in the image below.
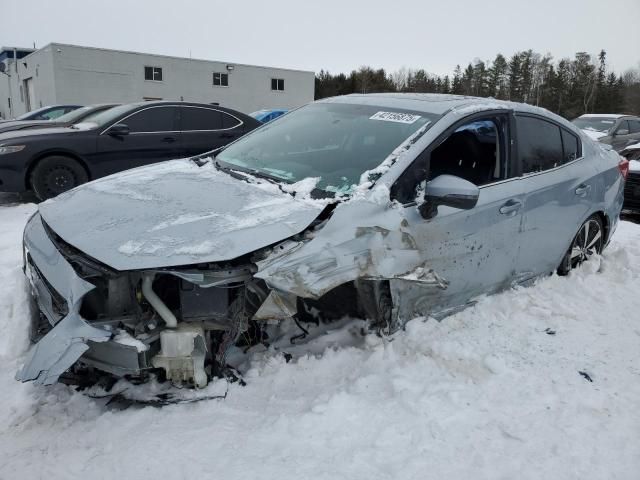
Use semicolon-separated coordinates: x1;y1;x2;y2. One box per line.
567;218;603;271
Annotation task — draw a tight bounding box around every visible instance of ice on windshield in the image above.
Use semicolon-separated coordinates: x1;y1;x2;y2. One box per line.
216;103;435;194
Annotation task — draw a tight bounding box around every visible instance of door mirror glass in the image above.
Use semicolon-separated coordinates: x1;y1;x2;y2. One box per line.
108;123;130;136
419;174;480;219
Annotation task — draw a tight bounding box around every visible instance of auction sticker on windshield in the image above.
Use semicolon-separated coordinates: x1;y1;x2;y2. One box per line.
369;111;422;124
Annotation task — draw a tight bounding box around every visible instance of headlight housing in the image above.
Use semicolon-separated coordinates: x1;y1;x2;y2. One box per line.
0;145;26;155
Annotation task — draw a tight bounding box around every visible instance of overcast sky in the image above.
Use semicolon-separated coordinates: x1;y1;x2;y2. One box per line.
4;0;639;76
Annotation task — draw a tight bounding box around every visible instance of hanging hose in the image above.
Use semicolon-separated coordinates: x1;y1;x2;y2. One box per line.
141;274;177;328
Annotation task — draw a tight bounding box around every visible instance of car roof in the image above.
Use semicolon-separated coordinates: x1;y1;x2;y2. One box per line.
85;103;121;108
578;114;632;119
317;93;554;117
121;101;252;118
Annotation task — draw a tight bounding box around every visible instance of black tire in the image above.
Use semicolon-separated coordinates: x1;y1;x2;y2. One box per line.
30;155;88;201
558;214;604;275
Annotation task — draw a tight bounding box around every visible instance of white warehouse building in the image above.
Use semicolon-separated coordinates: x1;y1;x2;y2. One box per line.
0;43;315;119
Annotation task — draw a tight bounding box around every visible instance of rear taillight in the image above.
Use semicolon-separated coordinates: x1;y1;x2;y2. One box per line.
619;158;629;180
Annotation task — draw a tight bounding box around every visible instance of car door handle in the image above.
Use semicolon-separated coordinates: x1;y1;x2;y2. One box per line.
162;136;177;143
575;184;591;197
499;199;522;215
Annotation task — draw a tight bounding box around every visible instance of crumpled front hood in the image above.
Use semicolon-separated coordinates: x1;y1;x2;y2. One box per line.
38;159;326;270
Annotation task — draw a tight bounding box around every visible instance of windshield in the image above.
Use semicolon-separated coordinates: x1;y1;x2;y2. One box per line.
78;104;140;128
56;105;114;123
216;103;435;194
572;117;618;133
15;106;56;120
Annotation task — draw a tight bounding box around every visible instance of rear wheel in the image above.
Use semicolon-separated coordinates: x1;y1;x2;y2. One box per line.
558;215;604;275
30;155;88;201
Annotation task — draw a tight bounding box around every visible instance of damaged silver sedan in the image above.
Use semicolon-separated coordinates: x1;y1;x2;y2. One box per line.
17;94;626;388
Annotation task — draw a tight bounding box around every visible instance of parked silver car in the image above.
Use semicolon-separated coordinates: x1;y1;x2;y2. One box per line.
573;114;640;152
17;94;626;388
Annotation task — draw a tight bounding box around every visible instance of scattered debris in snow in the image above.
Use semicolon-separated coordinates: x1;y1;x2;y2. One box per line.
1;197;640;479
113;330;149;352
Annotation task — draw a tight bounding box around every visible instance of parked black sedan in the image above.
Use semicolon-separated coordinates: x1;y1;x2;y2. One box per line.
3;105;83;122
0;101;260;200
0;104;119;135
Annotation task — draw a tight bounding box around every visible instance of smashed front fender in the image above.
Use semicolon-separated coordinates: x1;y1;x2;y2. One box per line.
255;190;434;300
16;213;111;385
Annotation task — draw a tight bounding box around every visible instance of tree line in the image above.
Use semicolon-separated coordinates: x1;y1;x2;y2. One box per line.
315;50;640;119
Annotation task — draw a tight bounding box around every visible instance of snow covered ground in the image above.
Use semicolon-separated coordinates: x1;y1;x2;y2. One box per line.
1;197;640;480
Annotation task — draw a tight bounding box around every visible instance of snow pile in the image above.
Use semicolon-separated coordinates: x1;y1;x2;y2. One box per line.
0;200;640;479
581;129;608;140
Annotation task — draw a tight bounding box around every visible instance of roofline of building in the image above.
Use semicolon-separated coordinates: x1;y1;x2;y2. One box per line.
0;47;36;53
23;42;315;75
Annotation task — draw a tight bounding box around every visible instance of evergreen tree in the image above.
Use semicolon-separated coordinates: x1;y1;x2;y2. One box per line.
315;50;639;117
508;53;523;101
451;65;464;94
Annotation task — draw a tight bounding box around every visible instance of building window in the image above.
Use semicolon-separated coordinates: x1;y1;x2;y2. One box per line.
144;66;163;81
271;78;284;91
213;72;229;87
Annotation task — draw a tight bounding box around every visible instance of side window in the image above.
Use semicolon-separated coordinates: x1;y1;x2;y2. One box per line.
616;120;630;135
516;116;563;174
429;117;507;186
391;115;509;204
221;112;241;129
628;120;640;134
124;107;177;133
561;128;580;162
40;108;67;120
181;107;223;131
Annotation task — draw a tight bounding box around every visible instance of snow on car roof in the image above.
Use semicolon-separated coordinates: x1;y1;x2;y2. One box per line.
320;93;558;118
579;114;626;118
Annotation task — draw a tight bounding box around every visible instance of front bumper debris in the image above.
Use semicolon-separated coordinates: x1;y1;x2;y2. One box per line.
16;213;111;385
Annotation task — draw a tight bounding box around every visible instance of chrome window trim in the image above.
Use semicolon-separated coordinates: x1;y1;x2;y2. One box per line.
99;105;244;135
180;105;243;132
128;131;181;135
519;153;585;180
100;105;178;135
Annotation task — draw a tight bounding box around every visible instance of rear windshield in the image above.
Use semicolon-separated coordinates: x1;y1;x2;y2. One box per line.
572;117;617;133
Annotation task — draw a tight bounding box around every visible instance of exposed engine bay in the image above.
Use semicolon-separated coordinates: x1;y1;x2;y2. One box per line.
21;206;370;389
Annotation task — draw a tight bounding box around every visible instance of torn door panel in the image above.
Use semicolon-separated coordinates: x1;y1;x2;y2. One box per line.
254;192;449;321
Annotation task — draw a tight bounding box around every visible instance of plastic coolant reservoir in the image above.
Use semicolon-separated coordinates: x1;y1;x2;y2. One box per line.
152;324;208;388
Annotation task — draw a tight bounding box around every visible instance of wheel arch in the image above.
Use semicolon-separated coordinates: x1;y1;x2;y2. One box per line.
592;210;610;246
25;150;92;190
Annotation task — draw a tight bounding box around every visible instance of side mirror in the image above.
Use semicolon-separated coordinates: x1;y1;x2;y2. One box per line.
418;174;480;220
108;123;130;136
615;128;629;136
